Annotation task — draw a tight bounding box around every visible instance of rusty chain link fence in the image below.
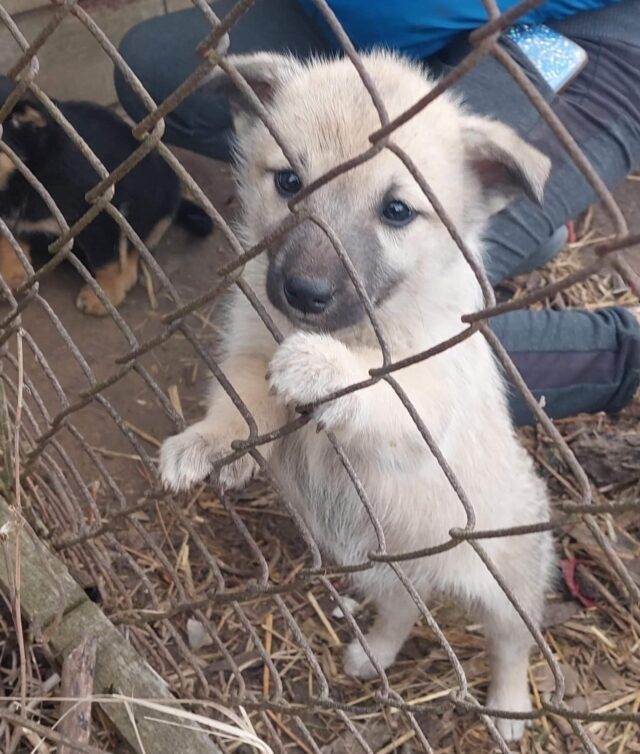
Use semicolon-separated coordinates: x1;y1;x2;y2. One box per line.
1;0;639;752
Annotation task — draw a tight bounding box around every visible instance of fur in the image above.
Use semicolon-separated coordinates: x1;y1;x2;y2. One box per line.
160;51;554;742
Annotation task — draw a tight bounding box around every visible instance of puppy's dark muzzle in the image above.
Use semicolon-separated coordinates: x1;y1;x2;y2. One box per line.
283;275;335;315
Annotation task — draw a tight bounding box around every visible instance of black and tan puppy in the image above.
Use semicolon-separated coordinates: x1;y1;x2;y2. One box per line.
0;77;212;314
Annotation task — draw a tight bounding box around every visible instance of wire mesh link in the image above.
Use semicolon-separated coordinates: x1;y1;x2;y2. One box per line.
1;0;639;752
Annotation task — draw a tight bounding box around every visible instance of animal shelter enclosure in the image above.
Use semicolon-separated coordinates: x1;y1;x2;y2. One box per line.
1;0;640;752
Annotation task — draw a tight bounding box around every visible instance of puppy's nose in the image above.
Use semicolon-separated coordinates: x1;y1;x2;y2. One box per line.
283;276;335;314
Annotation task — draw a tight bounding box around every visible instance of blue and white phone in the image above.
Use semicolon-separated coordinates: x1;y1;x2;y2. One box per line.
505;24;588;93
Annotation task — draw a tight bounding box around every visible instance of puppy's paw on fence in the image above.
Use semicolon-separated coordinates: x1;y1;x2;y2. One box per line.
159;425;257;493
216;452;259;493
268;332;357;429
160;428;215;491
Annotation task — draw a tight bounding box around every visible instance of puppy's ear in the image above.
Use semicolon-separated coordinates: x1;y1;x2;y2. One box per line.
201;52;302;135
461;115;551;215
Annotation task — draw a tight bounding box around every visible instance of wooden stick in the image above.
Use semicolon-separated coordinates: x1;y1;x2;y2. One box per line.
59;636;98;754
0;496;222;754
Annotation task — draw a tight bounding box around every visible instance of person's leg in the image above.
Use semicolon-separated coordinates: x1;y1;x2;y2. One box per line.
115;0;332;160
431;1;640;284
491;308;640;426
428;2;640;423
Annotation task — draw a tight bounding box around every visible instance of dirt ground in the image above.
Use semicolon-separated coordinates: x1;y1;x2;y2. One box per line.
13;148;237;506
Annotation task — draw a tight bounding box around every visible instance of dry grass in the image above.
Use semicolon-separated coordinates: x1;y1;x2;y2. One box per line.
503;206;638;312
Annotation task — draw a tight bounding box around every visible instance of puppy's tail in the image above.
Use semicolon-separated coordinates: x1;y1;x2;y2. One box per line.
176;199;214;237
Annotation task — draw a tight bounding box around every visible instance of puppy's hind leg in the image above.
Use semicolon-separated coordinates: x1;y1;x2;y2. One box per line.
343;585;419;680
480;531;552;741
482;596;538;742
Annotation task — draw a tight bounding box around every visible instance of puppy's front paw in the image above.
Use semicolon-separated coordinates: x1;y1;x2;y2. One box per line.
217;451;260;493
268;332;357;429
76;285;109;316
159;424;257;493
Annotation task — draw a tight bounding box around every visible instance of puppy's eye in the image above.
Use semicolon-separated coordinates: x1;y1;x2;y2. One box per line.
274;170;302;197
381;199;415;227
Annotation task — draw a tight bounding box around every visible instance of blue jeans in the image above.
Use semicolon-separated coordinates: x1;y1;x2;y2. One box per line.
115;0;640;425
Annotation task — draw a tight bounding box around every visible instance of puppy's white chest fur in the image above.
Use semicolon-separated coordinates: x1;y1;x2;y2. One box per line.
267;333;547;592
